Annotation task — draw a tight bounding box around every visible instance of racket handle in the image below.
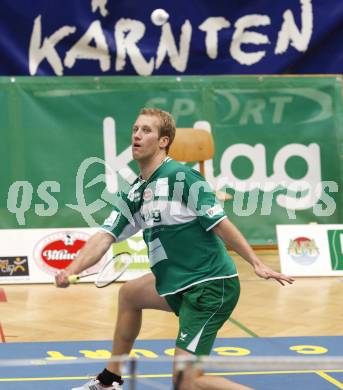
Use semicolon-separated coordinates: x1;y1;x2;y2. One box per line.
68;274;80;284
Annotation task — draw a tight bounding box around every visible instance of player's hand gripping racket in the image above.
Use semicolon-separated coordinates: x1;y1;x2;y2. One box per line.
68;252;133;288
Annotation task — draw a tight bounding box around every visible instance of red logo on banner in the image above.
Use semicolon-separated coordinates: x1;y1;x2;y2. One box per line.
41;238;85;270
34;232;90;275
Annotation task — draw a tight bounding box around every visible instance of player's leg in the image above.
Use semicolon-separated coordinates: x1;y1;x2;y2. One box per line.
173;347;253;390
107;272;172;374
72;273;172;389
172;277;253;390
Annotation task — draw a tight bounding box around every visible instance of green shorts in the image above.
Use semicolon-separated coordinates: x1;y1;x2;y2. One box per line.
165;277;240;355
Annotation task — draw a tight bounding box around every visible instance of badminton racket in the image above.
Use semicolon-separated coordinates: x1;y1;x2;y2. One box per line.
68;252;133;288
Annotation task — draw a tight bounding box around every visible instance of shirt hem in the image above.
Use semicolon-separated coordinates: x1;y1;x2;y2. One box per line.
160;274;239;296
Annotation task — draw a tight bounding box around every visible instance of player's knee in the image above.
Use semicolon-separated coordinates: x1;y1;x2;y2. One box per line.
118;280;138;305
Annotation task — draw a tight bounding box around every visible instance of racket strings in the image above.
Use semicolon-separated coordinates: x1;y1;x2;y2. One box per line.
95;253;132;287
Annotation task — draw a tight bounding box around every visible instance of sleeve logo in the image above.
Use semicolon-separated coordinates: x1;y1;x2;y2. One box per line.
206;204;223;217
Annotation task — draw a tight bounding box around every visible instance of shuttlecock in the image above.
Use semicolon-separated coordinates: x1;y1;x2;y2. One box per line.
151;9;169;26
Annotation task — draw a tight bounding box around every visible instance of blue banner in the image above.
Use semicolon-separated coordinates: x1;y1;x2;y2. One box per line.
0;0;342;76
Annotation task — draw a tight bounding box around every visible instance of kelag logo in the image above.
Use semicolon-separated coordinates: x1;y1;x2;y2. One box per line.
327;230;343;271
0;256;29;277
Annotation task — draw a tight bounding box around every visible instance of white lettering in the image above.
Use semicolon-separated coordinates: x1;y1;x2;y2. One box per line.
35;181;60;216
313;181;338;217
29;15;76;75
275;0;313;54
172;99;196;121
43;249;80;260
270;96;293;124
103;117;137;194
233;187;259;217
7;181;33;225
187;181;212;216
230;15;271;65
239;99;265;124
170;172;186;215
64;20;110;71
274;144;321;209
28;3;315;75
115;18;154;76
218;143;322;210
156;21;192;72
220;144;267;192
91;0;109;17
199;17;230;59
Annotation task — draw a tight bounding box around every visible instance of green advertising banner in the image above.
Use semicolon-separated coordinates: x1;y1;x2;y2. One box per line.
1;76;342;244
327;230;343;271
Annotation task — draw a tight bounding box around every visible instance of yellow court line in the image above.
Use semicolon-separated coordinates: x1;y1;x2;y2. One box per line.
1;370;343;382
316;371;343;389
206;369;343;376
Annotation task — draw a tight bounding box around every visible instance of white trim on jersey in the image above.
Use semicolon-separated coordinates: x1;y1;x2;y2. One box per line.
148;238;168;267
160;274;238;297
206;215;227;232
186;279;226;353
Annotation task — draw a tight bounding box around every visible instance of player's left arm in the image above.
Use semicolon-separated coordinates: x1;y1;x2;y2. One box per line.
213;218;294;285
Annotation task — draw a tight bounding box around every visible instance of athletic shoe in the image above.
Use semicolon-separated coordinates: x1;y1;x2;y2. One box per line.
71;378;122;390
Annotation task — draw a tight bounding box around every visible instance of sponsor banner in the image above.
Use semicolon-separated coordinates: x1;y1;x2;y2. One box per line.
1;1;343;75
34;231;91;276
0;228;102;284
0;228;148;284
277;224;343;276
114;231;150;281
0;256;29;281
114;231;149;270
1;76;343;244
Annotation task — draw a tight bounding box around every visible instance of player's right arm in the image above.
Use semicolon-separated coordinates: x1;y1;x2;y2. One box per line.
56;187;140;288
55;231;114;288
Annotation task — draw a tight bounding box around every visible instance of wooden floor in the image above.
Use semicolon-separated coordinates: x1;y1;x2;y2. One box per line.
1;250;342;343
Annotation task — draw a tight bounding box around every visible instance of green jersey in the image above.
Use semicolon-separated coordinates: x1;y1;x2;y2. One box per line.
101;157;238;296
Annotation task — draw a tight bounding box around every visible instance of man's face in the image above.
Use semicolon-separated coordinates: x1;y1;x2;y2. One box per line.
131;114;168;161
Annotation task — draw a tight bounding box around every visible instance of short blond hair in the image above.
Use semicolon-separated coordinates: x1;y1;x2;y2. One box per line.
140;108;176;153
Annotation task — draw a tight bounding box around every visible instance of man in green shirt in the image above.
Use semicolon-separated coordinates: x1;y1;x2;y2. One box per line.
56;108;294;390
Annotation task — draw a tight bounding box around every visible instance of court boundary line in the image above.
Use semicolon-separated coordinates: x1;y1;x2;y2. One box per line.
316;371;343;389
228;317;259;338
